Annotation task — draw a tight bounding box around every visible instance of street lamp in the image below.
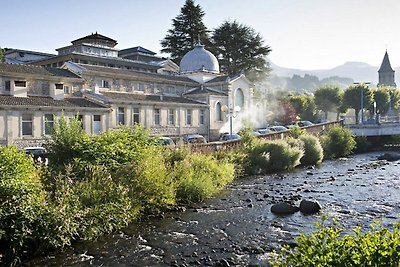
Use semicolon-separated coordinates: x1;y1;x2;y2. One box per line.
221;104;241;138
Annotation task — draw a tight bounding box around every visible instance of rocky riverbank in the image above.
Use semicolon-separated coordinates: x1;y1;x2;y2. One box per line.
26;152;400;267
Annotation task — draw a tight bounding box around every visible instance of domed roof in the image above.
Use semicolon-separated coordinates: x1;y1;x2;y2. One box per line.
180;44;219;73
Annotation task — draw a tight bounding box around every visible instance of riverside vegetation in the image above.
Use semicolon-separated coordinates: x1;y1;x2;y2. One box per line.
0;116;398;266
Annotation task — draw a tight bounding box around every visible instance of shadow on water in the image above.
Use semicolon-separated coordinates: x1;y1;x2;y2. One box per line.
25;152;400;267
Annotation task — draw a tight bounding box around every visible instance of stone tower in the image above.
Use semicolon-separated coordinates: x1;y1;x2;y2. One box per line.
378;50;396;87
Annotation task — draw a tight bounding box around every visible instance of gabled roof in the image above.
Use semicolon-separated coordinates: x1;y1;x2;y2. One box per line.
205;75;230;84
100;91;206;105
0;62;82;79
71;32;117;47
77;64;198;84
0;95;108;109
119;46;156;56
379;51;395;72
184;86;228;96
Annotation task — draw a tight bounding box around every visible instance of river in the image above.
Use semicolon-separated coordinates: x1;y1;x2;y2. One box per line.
25;152;400;267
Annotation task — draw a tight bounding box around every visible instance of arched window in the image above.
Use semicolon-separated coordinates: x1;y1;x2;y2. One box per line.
216;102;223;121
235;88;244;108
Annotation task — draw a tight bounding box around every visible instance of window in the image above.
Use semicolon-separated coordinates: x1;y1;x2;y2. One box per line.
117;107;125;125
138;83;145;91
5;81;10;92
154;108;160;125
15;81;26;87
74;114;84;129
168;109;175;125
133;108;140;124
199;109;205;125
55;83;63;90
93;115;101;134
186;109;192;125
22;114;33;136
63;85;70;94
216;102;223;121
44;114;54;135
235;88;244;108
101;80;109;88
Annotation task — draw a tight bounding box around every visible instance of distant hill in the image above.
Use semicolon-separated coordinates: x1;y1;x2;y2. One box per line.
265;61;400;92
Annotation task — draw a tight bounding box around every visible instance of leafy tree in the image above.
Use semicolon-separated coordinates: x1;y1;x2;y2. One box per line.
389;89;400;115
0;47;4;62
314;85;343;120
289;95;317;121
343;84;373;124
160;0;210;64
211;20;271;81
372;87;390;116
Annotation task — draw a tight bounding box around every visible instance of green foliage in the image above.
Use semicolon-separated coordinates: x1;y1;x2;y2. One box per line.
314;85;343;118
372;87;391;116
288;126;306;139
160;0;210;64
0;47;4;62
289;94;317;121
173;153;235;203
238;126;257;150
270;219;400;267
214;148;248;179
246;139;303;175
114;146;176;213
343;84;373;124
211;20;271;81
45;114;89;167
299;134;324;166
320;125;356;159
0;146;49;265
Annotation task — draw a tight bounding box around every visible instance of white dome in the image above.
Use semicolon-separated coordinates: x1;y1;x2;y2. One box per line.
180;44;219;73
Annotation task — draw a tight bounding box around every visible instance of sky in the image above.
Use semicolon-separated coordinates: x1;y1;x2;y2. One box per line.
1;0;400;70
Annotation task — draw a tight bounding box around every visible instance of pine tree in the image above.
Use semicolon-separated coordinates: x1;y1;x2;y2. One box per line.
212;20;271;82
160;0;210;65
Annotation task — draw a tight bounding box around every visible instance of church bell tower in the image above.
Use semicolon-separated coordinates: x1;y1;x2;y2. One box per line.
378;50;396;87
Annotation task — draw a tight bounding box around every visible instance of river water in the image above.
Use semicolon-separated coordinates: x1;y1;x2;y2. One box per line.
26;152;400;267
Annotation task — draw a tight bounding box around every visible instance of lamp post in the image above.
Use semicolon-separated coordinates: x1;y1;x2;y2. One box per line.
221;104;241;138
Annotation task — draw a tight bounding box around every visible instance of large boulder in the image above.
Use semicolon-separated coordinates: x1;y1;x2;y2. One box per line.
299;199;321;214
271;202;299;215
377;152;400;162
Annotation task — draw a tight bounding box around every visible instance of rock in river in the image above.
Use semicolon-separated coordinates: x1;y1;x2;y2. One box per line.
299;199;321;214
377;152;400;162
271;202;299;215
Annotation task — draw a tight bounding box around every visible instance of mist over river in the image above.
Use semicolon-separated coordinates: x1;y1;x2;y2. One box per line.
26;152;400;267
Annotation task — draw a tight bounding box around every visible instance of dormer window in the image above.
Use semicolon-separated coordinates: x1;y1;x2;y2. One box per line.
55;83;63;90
14;81;26;87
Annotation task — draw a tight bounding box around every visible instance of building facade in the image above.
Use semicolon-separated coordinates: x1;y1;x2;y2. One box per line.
1;33;257;147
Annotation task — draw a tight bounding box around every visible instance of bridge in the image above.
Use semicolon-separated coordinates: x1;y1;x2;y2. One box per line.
345;116;400;136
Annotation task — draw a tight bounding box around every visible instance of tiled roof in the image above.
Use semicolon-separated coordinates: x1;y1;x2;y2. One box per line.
205;75;230;83
100;91;206;105
184;86;228;96
71;32;117;46
0;63;81;78
119;46;156;56
0;95;107;109
80;64;198;84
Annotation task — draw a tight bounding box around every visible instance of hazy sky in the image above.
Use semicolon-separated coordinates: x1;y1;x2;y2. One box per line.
1;0;400;70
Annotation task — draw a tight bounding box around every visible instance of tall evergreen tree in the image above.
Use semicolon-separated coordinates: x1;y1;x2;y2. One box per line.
211;20;271;82
160;0;210;64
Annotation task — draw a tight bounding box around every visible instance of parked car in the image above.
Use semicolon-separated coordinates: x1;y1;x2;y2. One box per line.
296;120;314;127
183;134;207;144
257;128;272;135
157;136;175;146
269;125;288;132
219;133;241;141
252;131;261;137
23;146;48;164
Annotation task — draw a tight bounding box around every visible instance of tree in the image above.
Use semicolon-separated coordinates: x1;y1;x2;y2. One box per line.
211;20;271;82
0;47;4;62
160;0;210;64
289;95;317;122
372;88;390;116
314;85;343;119
343;84;373;124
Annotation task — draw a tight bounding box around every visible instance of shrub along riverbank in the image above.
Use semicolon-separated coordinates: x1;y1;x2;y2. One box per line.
0;117;398;266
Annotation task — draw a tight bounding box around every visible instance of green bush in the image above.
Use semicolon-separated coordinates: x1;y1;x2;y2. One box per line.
214;148;248;178
238;126;257;150
114;146;176;213
174;154;235;203
354;135;372;153
320;125;356;159
299;134;324;166
270;219;400;267
288;126;306;139
246;140;303;175
0;146;50;265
